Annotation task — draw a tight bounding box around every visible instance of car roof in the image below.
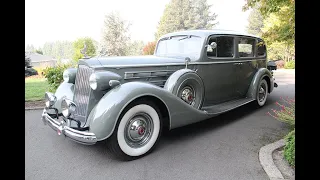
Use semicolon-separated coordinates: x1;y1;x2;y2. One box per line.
159;29;261;40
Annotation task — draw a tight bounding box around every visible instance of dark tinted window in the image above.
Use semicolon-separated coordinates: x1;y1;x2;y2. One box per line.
207;36;234;58
238;37;255;57
257;39;266;57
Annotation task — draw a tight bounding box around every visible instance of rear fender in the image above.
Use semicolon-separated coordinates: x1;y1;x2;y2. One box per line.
246;68;273;99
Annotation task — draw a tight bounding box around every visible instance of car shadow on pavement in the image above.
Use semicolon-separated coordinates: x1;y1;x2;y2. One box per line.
73;99;276;161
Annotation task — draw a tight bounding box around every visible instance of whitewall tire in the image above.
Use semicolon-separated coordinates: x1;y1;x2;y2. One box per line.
107;99;162;161
256;79;268;107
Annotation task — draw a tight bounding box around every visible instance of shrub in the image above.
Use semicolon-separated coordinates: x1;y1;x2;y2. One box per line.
142;41;156;55
268;97;295;126
284;60;295;69
34;67;46;76
284;129;295;167
43;64;68;92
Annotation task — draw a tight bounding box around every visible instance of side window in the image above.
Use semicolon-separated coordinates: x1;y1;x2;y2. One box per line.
256;39;266;57
207;36;234;58
238;37;255;57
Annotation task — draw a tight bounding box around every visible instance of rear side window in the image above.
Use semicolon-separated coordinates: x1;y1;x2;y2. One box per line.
238;37;255;57
207;36;234;58
256;39;266;57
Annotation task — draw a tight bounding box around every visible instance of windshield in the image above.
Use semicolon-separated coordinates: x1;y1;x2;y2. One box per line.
155;35;204;60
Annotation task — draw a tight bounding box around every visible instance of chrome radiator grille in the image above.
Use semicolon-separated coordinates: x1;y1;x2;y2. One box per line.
73;65;94;122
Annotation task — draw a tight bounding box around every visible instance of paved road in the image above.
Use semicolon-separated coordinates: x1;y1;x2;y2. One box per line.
25;69;295;180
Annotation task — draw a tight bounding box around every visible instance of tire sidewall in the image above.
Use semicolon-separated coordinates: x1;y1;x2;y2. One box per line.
257;79;268;106
116;103;161;157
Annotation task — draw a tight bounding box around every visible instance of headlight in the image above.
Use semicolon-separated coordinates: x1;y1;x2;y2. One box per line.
45;92;57;108
63;68;77;83
61;98;76;118
88;72;122;90
89;73;97;90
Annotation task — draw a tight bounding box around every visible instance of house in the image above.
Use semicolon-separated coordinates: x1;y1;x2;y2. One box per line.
26;52;57;68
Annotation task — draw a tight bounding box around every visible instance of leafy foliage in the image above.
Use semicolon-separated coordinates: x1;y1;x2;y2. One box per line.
72;37;96;62
284;60;295;69
246;7;263;36
26;44;35;52
143;42;156;55
101;12;131;56
155;0;218;40
126;40;145;56
42;41;74;60
43;64;69;92
35;49;43;55
267;41;295;62
284;129;295;166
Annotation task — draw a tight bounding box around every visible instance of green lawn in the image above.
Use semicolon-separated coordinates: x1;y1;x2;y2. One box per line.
25;78;49;101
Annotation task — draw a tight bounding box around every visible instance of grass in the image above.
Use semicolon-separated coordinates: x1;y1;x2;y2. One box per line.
25;77;49;101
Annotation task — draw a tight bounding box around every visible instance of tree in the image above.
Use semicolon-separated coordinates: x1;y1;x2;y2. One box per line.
42;41;74;60
101;12;131;56
126;40;145;56
35;49;43;55
246;7;263;36
155;0;218;40
243;0;294;45
26;44;35;52
142;42;156;55
72;37;96;61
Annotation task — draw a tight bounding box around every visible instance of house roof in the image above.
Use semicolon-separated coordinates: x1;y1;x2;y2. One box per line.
26;52;55;62
159;29;261;40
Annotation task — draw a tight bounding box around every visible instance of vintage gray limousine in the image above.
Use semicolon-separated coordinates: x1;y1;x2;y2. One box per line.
42;30;278;160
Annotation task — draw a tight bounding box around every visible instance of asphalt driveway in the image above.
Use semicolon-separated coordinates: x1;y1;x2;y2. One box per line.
25;69;295;180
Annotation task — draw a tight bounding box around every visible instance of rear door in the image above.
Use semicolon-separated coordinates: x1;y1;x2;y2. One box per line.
234;36;257;97
198;35;239;105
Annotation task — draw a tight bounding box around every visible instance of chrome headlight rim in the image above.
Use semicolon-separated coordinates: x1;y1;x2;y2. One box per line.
61;98;76;118
45;92;57;108
89;73;97;90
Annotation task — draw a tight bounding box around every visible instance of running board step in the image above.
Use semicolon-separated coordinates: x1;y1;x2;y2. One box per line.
201;98;255;115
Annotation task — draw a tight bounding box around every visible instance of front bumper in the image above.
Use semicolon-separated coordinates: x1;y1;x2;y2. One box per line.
41;109;97;145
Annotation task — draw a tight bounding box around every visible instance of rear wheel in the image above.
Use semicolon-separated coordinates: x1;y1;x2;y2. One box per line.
106;99;162;161
256;79;268;107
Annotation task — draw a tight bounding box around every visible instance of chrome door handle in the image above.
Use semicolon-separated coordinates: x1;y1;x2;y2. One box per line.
234;62;243;65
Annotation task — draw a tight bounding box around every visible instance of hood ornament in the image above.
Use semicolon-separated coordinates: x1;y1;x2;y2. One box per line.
80;43;89;58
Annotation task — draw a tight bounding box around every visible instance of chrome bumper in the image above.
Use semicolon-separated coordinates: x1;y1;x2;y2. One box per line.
41;109;97;145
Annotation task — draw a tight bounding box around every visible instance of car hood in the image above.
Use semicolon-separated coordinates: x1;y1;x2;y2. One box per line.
78;55;186;68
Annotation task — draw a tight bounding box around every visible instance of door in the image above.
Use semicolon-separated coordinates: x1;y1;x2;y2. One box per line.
197;35;239;106
234;36;257;97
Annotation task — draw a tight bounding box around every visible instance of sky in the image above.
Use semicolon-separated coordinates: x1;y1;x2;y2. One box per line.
25;0;251;49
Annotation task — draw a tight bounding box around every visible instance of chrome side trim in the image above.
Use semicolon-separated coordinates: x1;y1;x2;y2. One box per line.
91;59;266;68
124;70;175;80
42;109;97;145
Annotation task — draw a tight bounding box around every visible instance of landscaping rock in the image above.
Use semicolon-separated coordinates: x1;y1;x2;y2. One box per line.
25;100;45;110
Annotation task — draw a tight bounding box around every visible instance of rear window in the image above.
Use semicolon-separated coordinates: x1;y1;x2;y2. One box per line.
256;39;266;57
238;37;255;58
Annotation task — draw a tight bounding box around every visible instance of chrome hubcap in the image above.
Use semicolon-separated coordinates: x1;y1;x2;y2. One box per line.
181;86;195;105
258;84;266;102
125;113;153;148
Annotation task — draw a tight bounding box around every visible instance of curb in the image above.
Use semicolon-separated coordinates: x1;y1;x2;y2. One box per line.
259;139;286;179
25;107;44;110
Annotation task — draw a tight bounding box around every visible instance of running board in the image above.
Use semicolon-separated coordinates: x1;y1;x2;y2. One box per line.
201;97;255;115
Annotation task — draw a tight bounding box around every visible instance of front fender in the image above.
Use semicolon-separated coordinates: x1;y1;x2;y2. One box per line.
53;82;74;112
87;81;210;141
246;68;273;99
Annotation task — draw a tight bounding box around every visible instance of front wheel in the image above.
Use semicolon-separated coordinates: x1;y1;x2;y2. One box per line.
106;99;162;161
256;79;268;107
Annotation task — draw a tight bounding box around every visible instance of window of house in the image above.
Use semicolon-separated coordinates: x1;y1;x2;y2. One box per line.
256;39;266;57
207;36;234;58
238;38;255;58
